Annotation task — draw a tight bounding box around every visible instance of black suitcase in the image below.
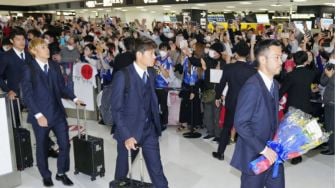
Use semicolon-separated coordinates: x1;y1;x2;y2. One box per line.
73;104;105;181
109;147;153;188
10;98;33;171
13;128;34;170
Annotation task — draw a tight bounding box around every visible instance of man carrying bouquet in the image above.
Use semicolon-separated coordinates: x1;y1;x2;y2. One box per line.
231;40;284;188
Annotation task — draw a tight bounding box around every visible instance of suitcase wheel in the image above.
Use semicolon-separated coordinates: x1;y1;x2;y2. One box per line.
91;176;96;181
74;171;79;175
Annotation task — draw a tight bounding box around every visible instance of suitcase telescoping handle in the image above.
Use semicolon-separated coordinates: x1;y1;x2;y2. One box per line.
76;103;88;140
10;96;22;128
128;144;145;183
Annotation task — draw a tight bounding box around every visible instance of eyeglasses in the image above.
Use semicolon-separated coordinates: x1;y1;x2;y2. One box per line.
267;55;282;62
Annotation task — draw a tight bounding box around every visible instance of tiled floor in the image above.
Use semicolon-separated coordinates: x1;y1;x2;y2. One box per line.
16;117;335;188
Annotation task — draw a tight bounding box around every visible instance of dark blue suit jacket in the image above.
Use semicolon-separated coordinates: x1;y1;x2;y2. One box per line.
111;64;161;143
0;49;32;94
231;73;279;175
21;59;76;124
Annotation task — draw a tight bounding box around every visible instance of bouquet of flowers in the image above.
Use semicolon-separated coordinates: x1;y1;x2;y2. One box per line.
249;108;330;178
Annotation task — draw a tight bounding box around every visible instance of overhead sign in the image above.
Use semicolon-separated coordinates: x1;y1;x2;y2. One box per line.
201;11;206;18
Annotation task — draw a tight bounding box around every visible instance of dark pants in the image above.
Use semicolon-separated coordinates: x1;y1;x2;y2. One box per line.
32;120;70;178
217;108;234;154
115;123;168;188
156;89;169;125
325;103;335;152
241;164;285;188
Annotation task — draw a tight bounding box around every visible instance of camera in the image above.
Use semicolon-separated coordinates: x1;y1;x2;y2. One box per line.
325;63;335;70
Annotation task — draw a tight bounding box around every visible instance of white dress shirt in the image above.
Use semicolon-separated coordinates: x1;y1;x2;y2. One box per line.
34;59;78;120
133;62;148;79
258;70;273;92
13;47;25;60
258;70;275;155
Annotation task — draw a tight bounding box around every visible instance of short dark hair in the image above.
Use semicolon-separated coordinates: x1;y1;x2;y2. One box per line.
83;35;94;43
84;43;96;51
123;37;135;51
43;30;56;39
254;39;282;58
159;42;170;50
293;51;308;65
254;39;282;67
134;36;157;54
9;28;26;40
235;41;250;57
27;29;41;38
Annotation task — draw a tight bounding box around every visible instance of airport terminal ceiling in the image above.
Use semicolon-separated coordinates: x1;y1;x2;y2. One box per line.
0;0;334;12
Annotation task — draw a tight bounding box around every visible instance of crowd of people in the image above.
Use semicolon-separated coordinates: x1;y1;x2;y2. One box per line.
0;14;334;188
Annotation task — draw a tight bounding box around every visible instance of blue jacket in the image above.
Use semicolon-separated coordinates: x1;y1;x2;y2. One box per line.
111;64;162;143
230;73;279;175
0;49;32;93
21;59;76;124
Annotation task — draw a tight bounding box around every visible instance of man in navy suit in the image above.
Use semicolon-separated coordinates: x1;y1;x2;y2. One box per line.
21;38;83;187
111;36;168;188
0;28;32;125
231;40;284;188
0;28;59;158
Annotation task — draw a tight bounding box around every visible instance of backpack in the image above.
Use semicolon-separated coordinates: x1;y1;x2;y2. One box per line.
100;68;130;125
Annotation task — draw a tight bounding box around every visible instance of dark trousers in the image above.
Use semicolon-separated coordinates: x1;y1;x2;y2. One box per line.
325;103;335;152
156;89;169;125
241;164;285;188
32;120;70;178
217;108;234;154
115;123;168;188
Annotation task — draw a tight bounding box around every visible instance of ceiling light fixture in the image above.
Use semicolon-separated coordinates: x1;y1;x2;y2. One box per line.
323;3;335;6
239;2;252;5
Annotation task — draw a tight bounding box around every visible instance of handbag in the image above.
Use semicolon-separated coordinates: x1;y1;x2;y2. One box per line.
202;89;216;103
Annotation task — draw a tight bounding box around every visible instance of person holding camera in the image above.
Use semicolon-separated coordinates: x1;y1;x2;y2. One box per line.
320;51;335;155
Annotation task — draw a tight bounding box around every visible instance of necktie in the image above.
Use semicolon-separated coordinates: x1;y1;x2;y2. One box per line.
270;82;275;98
20;53;24;60
142;71;147;84
43;64;48;75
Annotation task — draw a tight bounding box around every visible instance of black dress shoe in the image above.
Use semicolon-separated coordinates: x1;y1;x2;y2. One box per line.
212;137;220;143
290;156;302;165
212;152;224;160
56;174;74;186
321;150;335;155
43;177;54;187
203;135;214;139
48;149;59;158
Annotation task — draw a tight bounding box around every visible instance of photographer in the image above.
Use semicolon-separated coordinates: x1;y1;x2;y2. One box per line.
320;51;335;155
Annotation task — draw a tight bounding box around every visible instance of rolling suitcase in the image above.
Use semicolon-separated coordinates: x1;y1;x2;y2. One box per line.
109;147;153;188
73;104;105;181
10;98;33;171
